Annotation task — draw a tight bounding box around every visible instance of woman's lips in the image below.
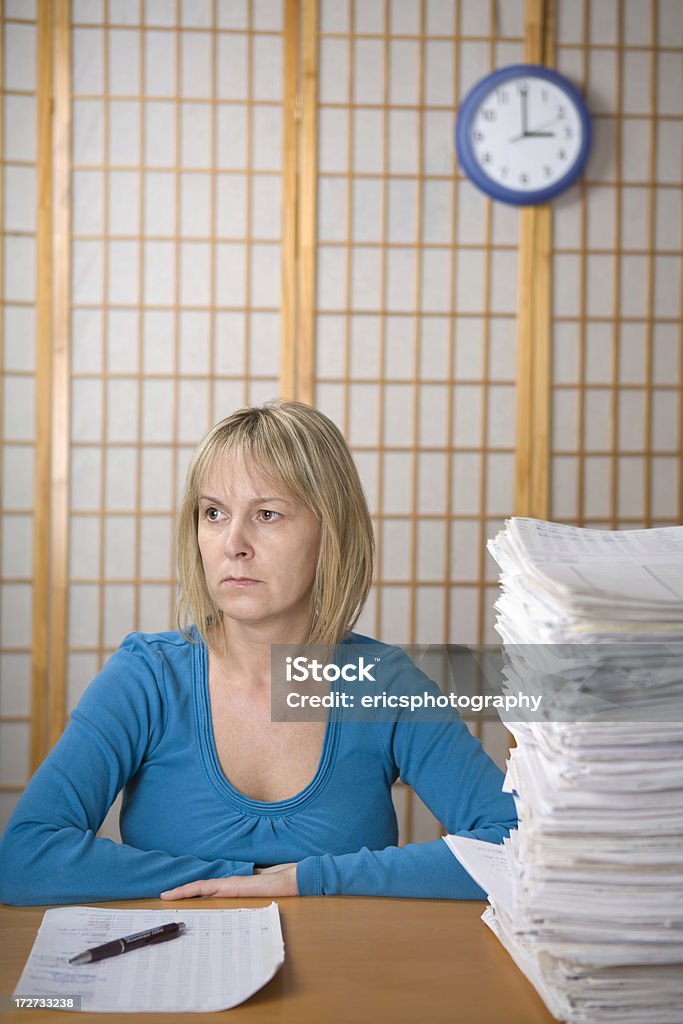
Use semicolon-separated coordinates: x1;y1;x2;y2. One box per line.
221;577;261;586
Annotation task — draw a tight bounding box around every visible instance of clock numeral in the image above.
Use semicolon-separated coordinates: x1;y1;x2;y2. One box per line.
563;125;573;138
500;166;509;178
516;82;528;95
543;165;553;178
481;152;492;164
519;172;530;185
473;129;484;141
496;89;509;103
482;109;497;122
558;148;567;160
557;104;566;119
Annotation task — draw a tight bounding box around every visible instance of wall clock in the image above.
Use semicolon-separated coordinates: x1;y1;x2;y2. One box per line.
455;64;591;206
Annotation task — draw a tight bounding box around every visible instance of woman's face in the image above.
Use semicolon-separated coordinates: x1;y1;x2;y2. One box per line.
197;450;321;639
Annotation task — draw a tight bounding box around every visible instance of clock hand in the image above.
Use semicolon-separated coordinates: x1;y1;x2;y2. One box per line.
509;128;555;142
510;86;533;142
525;113;563;135
509;114;559;142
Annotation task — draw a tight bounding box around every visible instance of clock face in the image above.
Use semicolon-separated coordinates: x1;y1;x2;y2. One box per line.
456;65;591;205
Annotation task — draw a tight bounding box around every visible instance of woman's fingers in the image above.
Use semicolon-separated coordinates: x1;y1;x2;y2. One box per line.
160;865;297;900
160;879;227;900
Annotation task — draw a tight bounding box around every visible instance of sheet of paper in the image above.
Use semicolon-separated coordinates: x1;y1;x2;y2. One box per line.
442;835;514;916
13;903;284;1013
490;517;683;606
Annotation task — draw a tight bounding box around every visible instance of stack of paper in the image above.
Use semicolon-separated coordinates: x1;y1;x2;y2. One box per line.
487;517;683;644
447;519;683;1024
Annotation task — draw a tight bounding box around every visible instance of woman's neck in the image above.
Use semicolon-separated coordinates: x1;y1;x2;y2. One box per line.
211;616;312;686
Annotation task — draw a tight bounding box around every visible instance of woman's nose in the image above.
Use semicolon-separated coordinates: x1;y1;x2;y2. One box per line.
224;518;253;559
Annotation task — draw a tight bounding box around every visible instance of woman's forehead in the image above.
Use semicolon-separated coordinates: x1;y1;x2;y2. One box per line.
200;448;291;499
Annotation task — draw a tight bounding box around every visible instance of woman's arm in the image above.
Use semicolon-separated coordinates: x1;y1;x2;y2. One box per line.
294;646;515;898
0;636;253;906
294;723;515;897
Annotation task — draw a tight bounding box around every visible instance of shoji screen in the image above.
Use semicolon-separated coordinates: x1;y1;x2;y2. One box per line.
550;0;683;527
310;0;524;839
66;0;285;718
2;0;681;842
313;0;524;650
0;0;289;828
0;2;37;823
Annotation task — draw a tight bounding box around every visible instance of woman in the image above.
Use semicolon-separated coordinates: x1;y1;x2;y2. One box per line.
0;402;516;905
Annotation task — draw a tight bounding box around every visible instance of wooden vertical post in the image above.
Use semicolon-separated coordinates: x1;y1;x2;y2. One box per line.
280;0;298;401
297;0;318;405
280;0;317;405
514;0;553;519
31;0;53;767
47;0;71;748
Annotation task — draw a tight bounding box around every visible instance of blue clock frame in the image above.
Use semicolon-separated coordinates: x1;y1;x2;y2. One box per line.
455;64;592;206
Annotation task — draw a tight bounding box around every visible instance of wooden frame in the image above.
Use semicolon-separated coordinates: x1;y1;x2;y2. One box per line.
46;0;71;750
296;0;318;404
280;0;317;405
280;0;298;400
514;0;554;520
31;0;52;766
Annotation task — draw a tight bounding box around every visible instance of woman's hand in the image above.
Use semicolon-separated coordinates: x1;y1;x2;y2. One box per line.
160;863;297;900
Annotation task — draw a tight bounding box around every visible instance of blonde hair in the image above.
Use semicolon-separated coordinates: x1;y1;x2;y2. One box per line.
176;401;375;647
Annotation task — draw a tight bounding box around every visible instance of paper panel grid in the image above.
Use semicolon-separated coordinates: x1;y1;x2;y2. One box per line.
314;0;522;650
550;0;683;529
0;6;36;805
3;0;680;843
67;4;284;690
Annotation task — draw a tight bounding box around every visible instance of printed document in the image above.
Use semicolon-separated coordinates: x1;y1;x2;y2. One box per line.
443;835;514;916
13;903;284;1013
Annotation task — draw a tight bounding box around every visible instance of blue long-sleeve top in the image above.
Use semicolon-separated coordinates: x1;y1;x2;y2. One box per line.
0;631;516;906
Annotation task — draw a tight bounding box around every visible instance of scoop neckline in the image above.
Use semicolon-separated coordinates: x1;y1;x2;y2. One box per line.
192;636;342;816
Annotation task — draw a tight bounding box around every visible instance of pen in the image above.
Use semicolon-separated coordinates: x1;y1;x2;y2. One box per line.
68;921;186;965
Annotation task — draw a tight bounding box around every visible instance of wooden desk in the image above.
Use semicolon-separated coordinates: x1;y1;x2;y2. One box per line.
0;898;557;1023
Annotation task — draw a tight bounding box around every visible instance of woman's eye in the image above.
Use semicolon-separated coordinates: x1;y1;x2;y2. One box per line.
204;507;222;521
259;509;280;522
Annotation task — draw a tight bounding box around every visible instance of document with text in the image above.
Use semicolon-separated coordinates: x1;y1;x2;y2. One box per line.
13;903;284;1013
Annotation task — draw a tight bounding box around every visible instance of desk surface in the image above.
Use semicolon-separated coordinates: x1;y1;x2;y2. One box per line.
0;897;556;1023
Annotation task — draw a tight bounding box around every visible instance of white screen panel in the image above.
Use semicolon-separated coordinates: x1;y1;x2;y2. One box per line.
64;4;284;696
